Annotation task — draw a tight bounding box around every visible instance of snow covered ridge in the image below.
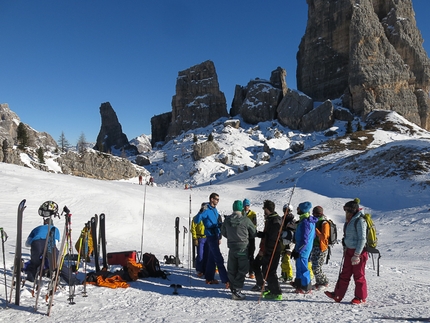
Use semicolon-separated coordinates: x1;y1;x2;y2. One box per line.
143;110;430;189
11;109;430;190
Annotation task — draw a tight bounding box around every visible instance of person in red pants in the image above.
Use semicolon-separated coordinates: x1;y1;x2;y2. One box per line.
325;199;368;304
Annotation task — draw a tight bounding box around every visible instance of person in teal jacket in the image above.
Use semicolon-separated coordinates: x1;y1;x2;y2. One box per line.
291;201;317;294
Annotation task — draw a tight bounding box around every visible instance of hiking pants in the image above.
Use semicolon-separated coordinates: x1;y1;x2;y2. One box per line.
247;238;255;275
195;237;208;275
226;247;249;290
295;255;312;291
310;246;328;285
253;252;282;294
334;248;368;301
205;235;229;283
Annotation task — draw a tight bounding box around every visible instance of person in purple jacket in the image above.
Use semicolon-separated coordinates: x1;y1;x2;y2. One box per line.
291;201;317;294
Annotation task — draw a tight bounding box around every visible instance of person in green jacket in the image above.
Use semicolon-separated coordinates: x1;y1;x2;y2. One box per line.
222;200;256;300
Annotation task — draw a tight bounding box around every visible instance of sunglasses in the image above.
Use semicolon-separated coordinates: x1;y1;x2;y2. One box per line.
212;197;219;201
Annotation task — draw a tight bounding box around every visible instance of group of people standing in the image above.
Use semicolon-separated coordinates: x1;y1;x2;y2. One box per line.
192;193;368;304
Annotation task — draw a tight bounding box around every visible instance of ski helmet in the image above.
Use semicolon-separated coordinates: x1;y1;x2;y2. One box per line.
38;201;59;218
283;203;293;212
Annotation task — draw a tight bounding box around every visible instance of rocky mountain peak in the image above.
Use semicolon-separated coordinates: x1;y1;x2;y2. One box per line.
297;0;430;130
94;102;138;155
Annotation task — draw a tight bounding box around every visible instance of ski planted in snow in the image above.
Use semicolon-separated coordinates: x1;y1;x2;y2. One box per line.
9;199;26;306
91;216;100;272
46;206;74;316
175;217;180;266
99;213;107;270
1;227;9;307
44;226;58;311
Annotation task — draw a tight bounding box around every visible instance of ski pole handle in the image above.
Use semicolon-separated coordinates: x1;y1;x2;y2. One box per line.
0;228;8;242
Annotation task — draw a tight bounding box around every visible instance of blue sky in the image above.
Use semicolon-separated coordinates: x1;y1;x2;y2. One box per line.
1;1;429;145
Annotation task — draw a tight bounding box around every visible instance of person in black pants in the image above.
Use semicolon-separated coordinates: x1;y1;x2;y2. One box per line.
251;200;283;300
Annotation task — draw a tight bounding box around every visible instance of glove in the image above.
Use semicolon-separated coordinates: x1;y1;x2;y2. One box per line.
351;252;361;265
291;250;299;260
193;239;198;246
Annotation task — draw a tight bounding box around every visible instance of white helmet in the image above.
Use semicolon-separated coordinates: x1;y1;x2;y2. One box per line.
283;203;293;212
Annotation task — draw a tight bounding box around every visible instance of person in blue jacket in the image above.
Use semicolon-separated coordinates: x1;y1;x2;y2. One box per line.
291;201;317;294
193;192;229;288
25;217;60;282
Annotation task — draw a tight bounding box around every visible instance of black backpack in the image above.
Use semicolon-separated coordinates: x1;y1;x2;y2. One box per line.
141;253;167;279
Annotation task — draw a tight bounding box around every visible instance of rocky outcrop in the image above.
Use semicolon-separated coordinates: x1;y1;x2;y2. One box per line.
0;103;57;162
94;102;138;155
231;67;287;124
167;60;228;141
192;141;220;161
151;112;172;147
297;0;430;130
277;89;313;130
301;100;335;133
56;150;148;180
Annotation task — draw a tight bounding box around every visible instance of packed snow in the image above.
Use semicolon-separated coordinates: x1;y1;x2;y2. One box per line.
0;113;430;322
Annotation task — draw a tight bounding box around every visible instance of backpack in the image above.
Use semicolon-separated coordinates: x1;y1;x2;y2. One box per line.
355;213;381;276
141;253;167;279
317;219;337;264
317;219;337;246
355;213;378;249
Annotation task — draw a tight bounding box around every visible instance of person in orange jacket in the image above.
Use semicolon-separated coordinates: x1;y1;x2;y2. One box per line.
310;206;330;289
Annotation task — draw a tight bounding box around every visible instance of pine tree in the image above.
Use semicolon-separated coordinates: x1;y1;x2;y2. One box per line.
77;132;87;154
17;122;29;150
193;134;198;143
208;132;214;142
346;121;353;134
37;147;45;164
356;122;363;132
57;131;70;152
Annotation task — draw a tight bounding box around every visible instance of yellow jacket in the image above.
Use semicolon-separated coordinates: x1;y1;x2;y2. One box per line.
243;209;257;227
191;215;206;239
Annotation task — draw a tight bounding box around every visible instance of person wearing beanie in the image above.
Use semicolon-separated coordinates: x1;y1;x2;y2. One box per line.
279;203;297;282
291;201;318;294
242;198;257;279
251;200;283;300
310;206;330;290
194;193;229;287
221;200;256;300
325;200;368;305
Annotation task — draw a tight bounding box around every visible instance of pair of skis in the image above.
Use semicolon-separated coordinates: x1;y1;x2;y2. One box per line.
90;214;107;272
174;217;189;267
9;199;26;306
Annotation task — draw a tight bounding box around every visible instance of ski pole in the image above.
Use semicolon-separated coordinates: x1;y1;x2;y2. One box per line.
258;184;296;303
188;194;193;286
182;226;188;266
139;184;147;262
1;228;9;307
82;222;90;297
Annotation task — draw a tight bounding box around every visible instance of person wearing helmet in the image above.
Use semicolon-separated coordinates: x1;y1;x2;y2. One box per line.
242;198;257;279
25;216;60;282
279;203;296;282
24;201;80;285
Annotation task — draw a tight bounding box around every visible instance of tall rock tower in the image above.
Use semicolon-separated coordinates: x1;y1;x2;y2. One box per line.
167;60;228;141
297;0;430;129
